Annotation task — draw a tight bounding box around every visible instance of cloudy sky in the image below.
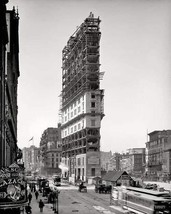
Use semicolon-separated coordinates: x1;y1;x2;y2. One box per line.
7;0;171;153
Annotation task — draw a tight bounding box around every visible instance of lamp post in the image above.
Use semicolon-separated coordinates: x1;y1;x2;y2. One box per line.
52;192;55;211
54;190;60;214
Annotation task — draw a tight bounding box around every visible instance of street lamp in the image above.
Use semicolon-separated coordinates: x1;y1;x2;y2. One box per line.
54;190;60;214
52;196;55;211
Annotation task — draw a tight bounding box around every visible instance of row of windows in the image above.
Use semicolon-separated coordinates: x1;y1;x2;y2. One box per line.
77;157;85;166
63;101;96;123
62;94;96;124
63;103;84;123
51;158;60;162
64;122;83;137
63;119;96;137
64;97;84;115
63;93;95;115
149;138;167;147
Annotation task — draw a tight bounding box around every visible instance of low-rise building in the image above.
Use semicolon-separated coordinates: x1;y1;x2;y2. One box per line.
146;130;171;181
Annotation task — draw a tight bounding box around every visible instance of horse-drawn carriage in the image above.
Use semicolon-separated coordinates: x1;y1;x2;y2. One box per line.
78;182;87;192
95;184;112;194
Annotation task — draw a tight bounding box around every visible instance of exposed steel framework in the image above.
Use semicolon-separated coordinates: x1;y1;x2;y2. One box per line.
62;12;101;108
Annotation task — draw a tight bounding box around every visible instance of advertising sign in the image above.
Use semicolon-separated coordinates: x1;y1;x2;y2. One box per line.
88;157;99;165
0;163;27;207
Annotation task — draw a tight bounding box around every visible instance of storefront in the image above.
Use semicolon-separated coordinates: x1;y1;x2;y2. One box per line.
0;163;28;214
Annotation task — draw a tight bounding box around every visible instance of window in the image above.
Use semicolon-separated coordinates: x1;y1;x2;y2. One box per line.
91;168;95;176
91;93;95;99
78;158;81;166
74;125;77;131
91;102;95;108
74;109;77;115
78;123;81;130
91;120;95;126
78;106;80;113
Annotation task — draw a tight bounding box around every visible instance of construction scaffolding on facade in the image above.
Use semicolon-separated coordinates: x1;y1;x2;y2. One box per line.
60;13;104;183
62;12;102;106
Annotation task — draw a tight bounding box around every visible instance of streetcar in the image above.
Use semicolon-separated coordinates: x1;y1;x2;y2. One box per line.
125;186;171;198
52;174;61;186
116;186;171;214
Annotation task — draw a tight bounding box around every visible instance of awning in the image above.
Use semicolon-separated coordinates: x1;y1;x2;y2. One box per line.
0;201;28;210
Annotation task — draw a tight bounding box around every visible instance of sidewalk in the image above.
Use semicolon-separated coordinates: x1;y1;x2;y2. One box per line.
29;192;54;214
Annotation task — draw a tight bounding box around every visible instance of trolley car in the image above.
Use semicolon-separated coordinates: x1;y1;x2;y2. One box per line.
117;186;171;214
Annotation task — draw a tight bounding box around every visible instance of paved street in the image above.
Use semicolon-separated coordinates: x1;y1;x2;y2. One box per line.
27;183;127;214
28;181;171;214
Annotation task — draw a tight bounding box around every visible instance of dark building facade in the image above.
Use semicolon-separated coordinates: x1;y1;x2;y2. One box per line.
0;2;20;167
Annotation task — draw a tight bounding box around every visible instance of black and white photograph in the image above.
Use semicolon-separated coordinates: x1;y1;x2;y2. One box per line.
0;0;171;213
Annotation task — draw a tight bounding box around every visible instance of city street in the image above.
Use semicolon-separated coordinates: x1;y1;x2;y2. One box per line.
29;183;127;214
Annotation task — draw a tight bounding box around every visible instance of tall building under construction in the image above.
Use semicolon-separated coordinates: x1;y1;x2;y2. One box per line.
60;13;104;183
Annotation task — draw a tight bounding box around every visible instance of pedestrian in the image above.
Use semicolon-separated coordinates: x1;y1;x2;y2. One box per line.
25;203;32;214
35;190;39;200
28;192;32;204
39;199;44;212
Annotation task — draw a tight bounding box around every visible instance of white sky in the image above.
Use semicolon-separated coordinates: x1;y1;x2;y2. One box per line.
7;0;171;153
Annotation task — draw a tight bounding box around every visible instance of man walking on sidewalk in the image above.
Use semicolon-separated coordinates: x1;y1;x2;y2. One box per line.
35;190;39;200
28;192;32;204
39;199;44;212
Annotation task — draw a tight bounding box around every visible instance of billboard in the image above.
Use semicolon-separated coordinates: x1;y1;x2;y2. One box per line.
0;163;27;208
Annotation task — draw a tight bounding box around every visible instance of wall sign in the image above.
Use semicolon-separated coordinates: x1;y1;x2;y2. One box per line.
0;163;27;206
